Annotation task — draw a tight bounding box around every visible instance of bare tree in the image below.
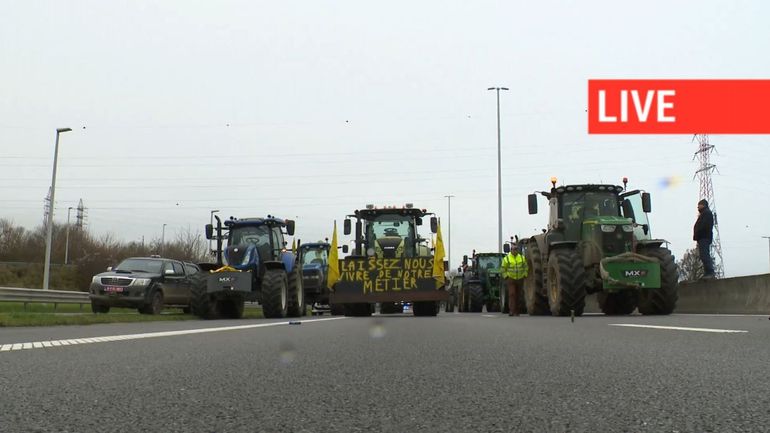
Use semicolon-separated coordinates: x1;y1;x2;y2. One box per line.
677;247;704;282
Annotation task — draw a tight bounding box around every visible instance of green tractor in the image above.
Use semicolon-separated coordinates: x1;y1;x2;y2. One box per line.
524;178;678;316
457;251;505;313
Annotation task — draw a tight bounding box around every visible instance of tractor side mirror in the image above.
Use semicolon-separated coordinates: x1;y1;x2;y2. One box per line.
642;192;652;213
342;245;349;254
430;217;438;234
205;224;213;240
622;199;634;220
286;220;295;236
642;224;649;235
416;217;423;226
528;194;538;214
344;219;351;235
503;243;511;253
462;255;468;266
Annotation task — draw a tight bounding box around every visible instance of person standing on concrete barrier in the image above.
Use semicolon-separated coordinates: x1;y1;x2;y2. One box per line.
502;244;528;316
693;199;716;279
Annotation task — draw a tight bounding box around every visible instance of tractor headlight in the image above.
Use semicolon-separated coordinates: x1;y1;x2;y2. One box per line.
367;248;375;257
600;225;617;233
621;225;634;232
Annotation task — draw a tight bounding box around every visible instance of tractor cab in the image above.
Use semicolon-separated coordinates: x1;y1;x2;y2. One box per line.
205;216;296;273
344;204;437;258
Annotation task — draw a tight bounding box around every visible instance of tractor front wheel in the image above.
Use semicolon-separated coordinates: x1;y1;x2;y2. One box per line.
286;265;305;318
524;241;550;315
262;269;289;318
638;247;678;315
547;249;586;316
468;283;484;313
190;273;218;319
597;291;638;315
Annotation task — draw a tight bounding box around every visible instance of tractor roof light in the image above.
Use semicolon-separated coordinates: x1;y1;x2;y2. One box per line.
622;177;628;190
366;204;375;209
550;177;558;188
405;203;413;209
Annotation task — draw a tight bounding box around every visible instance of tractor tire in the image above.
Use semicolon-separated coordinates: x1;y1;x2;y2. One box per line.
413;301;439;317
468;283;484;313
262;269;289;318
330;303;345;316
444;299;454;313
344;303;373;317
524;242;550;315
380;302;403;314
91;302;110;314
597;291;638;315
220;299;245;319
286;265;305;318
547;249;586;316
190;272;219;319
638;247;678;315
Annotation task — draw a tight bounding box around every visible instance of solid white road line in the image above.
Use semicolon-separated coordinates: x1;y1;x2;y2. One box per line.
609;324;748;333
482;314;497;318
0;317;347;354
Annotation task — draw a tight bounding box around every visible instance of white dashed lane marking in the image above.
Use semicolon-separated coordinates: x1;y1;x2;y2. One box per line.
609;324;748;333
0;317;347;353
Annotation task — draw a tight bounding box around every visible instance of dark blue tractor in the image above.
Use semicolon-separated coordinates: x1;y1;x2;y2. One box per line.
298;241;347;315
191;215;306;319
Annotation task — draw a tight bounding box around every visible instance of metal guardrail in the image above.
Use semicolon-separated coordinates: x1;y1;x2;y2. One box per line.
0;287;90;310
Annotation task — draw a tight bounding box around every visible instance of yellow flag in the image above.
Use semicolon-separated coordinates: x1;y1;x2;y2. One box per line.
327;221;340;289
432;223;446;288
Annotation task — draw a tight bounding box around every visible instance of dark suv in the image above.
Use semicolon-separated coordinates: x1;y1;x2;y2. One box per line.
89;257;200;314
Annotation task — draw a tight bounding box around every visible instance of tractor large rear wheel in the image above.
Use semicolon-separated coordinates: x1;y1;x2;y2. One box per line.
413;301;439;317
468;283;484;313
597;291;638;315
524;242;550;315
286;265;305;317
547;249;586;316
262;269;289;318
638;247;678;315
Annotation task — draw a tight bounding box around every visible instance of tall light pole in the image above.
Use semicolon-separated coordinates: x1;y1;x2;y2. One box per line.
64;206;74;265
209;209;220;253
43;127;72;290
161;224;167;256
444;195;454;270
763;236;770;272
488;87;508;254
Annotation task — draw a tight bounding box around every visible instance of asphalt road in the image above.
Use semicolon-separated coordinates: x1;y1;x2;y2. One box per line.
1;312;768;433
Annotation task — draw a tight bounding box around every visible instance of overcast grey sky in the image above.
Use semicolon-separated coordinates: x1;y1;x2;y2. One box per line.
1;1;769;276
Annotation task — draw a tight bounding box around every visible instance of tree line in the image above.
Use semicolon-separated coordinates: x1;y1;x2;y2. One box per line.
0;219;209;291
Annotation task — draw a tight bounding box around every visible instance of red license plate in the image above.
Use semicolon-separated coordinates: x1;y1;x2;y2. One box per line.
104;286;124;293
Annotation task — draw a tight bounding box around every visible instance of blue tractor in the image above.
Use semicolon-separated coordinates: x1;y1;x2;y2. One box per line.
191;215;306;319
298;240;348;315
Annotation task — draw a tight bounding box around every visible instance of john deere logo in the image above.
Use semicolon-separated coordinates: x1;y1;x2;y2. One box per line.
624;270;648;277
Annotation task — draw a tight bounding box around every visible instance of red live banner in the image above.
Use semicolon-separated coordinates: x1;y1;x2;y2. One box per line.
588;79;770;134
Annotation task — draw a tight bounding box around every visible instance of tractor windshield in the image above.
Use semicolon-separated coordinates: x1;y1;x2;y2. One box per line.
229;225;270;247
476;256;502;272
301;248;328;266
367;215;414;240
562;192;619;222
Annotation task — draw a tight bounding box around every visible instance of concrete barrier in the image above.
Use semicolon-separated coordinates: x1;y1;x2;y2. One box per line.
584;273;770;314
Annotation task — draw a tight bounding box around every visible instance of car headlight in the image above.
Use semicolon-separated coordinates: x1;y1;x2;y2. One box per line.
91;276;101;284
621;225;634;232
600;225;617;232
130;278;151;286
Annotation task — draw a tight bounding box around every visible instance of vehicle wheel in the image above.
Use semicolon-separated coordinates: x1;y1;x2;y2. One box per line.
146;290;164;315
330;303;345;316
182;306;192;314
190;272;218;319
286;265;305;318
413;301;439;316
547;249;586;316
597;291;638;315
524;241;550;315
380;302;402;314
344;303;372;317
91;302;110;314
638;247;678;315
468;283;484;312
444;299;454;313
262;269;289;318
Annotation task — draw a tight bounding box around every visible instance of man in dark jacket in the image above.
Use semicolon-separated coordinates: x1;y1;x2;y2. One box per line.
693;199;715;278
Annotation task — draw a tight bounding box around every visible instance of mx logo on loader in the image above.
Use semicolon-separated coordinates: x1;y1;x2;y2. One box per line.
624;270;648;278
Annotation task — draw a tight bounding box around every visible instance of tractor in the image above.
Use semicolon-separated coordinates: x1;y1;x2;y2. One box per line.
457;251;505;313
192;215;305;319
298;240;348;315
331;204;448;317
524;177;678;316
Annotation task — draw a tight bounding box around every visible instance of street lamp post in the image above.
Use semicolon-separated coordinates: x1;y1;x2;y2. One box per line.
64;206;74;265
43;127;72;290
488;87;509;254
161;224;167;256
763;236;770;272
209;209;220;253
444;195;455;270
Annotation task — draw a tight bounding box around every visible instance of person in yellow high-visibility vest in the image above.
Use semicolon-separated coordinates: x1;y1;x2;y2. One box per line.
501;244;528;316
